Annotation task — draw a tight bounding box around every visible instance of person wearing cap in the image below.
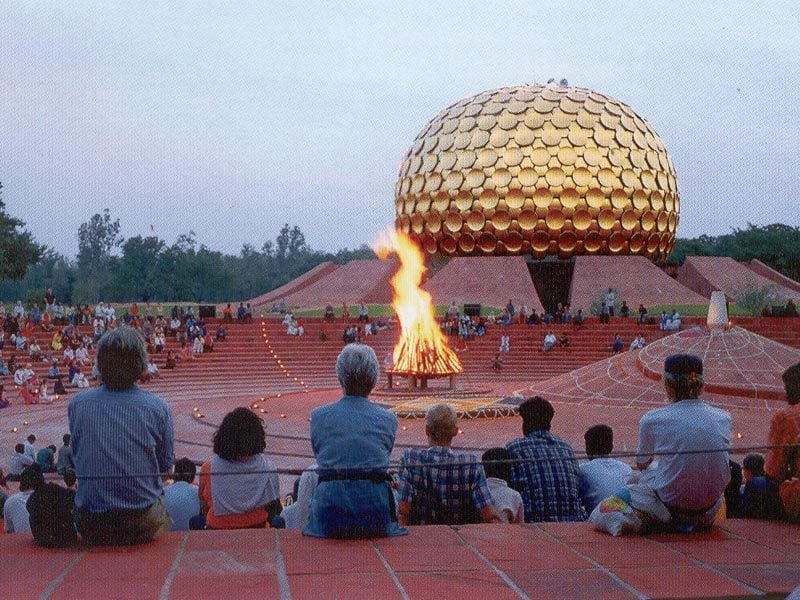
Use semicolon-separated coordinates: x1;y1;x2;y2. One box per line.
764;363;800;519
635;353;731;531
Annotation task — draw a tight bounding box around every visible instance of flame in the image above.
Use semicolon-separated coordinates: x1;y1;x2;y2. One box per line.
376;230;462;375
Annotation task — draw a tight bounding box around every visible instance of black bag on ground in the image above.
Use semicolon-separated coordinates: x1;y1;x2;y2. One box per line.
27;483;78;547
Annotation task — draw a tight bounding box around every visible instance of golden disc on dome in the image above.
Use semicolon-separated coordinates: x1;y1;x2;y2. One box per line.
458;116;476;131
557;147;578;165
432;192;451;213
490;128;510;147
649;190;663;211
410;214;424;234
523;110;545;129
567;126;590;146
621;209;638;230
572;208;592;231
504;146;524;166
457;150;477;169
454;189;472;211
411;138;425;156
584;147;602;166
546;208;566;229
444;211;463;233
416;193;432;212
425;211;442;233
572;167;591;187
657;171;669;190
493;168;512;187
441;118;459;134
472;129;490;148
532;230;550;251
440;234;458;254
633;129;647;149
594;127;614;147
423;236;438;254
514;125;536;146
458;233;476;253
632;188;649;210
629;149;646;169
615;128;634;147
518;167;538;186
551;109;572;128
598;208;615;230
508;100;527;114
560;188;580;208
608;147;625;167
646;233;660;253
659;152;670;171
605;101;623;116
620;114;636;132
476;115;496;130
411;173;425;193
422;135;438;154
584;231;602;252
664;192;674;211
466;210;486;231
542;86;562;101
466;168;485;188
608;232;625;253
558;230;578;252
576;110;596;128
531;147;550;166
464;102;482;117
454;132;472;150
404;196;417;214
668;212;677;232
646;150;660;169
484;102;504;115
477;148;498;168
400;178;411;195
397;214;411;232
439;151;457;170
533;187;553;208
668;173;677;192
533;97;556;113
519;209;537;230
611;189;630;209
472;232;494;254
479;188;500;210
545;167;565;187
504;231;523;253
542;126;562;146
600;111;619;130
506;189;525;209
629;232;645;253
621;169;639;188
657;211;669;232
493;210;511;230
560;96;581;114
659;234;669;253
586;187;605;208
424;172;442;192
641;210;656;231
446;171;464;192
641;170;656;190
597;168;616;187
584;98;604;114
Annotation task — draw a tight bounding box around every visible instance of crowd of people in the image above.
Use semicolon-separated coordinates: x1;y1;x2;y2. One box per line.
2;331;798;548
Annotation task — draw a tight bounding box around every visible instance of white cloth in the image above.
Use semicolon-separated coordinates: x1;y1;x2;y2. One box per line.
283;463;319;530
209;455;279;517
486;477;524;524
3;491;34;533
579;457;634;513
636;399;731;511
23;442;36;461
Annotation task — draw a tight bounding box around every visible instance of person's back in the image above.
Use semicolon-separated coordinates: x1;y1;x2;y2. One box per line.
164;458;200;531
578;424;633;513
482;447;523;524
506;397;585;522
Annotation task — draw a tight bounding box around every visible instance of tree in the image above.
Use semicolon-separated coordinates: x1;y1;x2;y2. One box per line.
0;183;43;280
75;209;123;302
111;236;167;301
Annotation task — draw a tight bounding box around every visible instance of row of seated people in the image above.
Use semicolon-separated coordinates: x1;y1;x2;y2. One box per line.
2;333;798;547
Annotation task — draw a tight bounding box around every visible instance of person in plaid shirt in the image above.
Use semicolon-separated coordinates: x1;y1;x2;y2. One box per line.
505;397;586;522
397;404;499;526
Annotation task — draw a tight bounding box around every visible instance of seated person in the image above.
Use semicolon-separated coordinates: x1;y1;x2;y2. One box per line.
740;453;784;520
619;301;630;318
398;404;499;526
72;367;90;388
53;377;69;395
191;335;204;355
222;304;233;323
638;304;648;324
215;326;226;341
47;360;61;380
38;382;56;404
51;331;64;351
28;338;42;361
542;331;557;352
146;360;160;379
164;350;177;369
37;445;58;473
558;333;570;349
491;354;504;371
4;464;39;533
629;335;646;351
7;443;34;481
198;408;280;529
765;364;800;521
281;463;319;531
63;346;75;366
74;345;91;366
203;333;214;352
304;344;405;538
323;304;335;322
481;447;523;524
578;425;633;514
153;333;166;353
573;309;585;326
0;383;8;409
164;458;200;531
612;334;624;353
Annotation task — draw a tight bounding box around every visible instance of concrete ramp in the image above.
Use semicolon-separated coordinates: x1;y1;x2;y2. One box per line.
422;256;543;312
678;256;800;302
569;255;707;311
248;262;339;309
280;259;398;308
746;259;800;294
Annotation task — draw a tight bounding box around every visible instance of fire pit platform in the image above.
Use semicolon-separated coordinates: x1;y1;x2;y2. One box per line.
375;394;520;419
383;369;458;390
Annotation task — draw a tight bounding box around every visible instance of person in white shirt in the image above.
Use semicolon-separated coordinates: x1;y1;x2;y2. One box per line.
4;464;39;533
11;301;26;320
24;434;37;461
72;370;90;388
542;332;557;352
578;424;633;514
75;345;91;366
63;347;75;365
499;334;510;353
629;335;646;351
481;448;524;524
7;443;34;480
280;463;319;531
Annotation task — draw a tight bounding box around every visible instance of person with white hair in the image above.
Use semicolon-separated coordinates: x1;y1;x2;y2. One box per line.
304;343;405;538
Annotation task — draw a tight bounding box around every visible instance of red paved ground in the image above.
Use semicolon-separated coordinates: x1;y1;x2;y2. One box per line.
422;256;544;312
569;255;708;311
1;522;798;599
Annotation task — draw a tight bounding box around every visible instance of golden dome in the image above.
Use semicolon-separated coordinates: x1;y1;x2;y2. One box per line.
394;84;679;260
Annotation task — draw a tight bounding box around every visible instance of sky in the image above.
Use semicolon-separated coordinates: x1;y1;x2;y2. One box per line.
1;1;798;258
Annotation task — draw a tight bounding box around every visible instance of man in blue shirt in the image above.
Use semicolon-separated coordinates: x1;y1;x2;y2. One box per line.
69;327;174;545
